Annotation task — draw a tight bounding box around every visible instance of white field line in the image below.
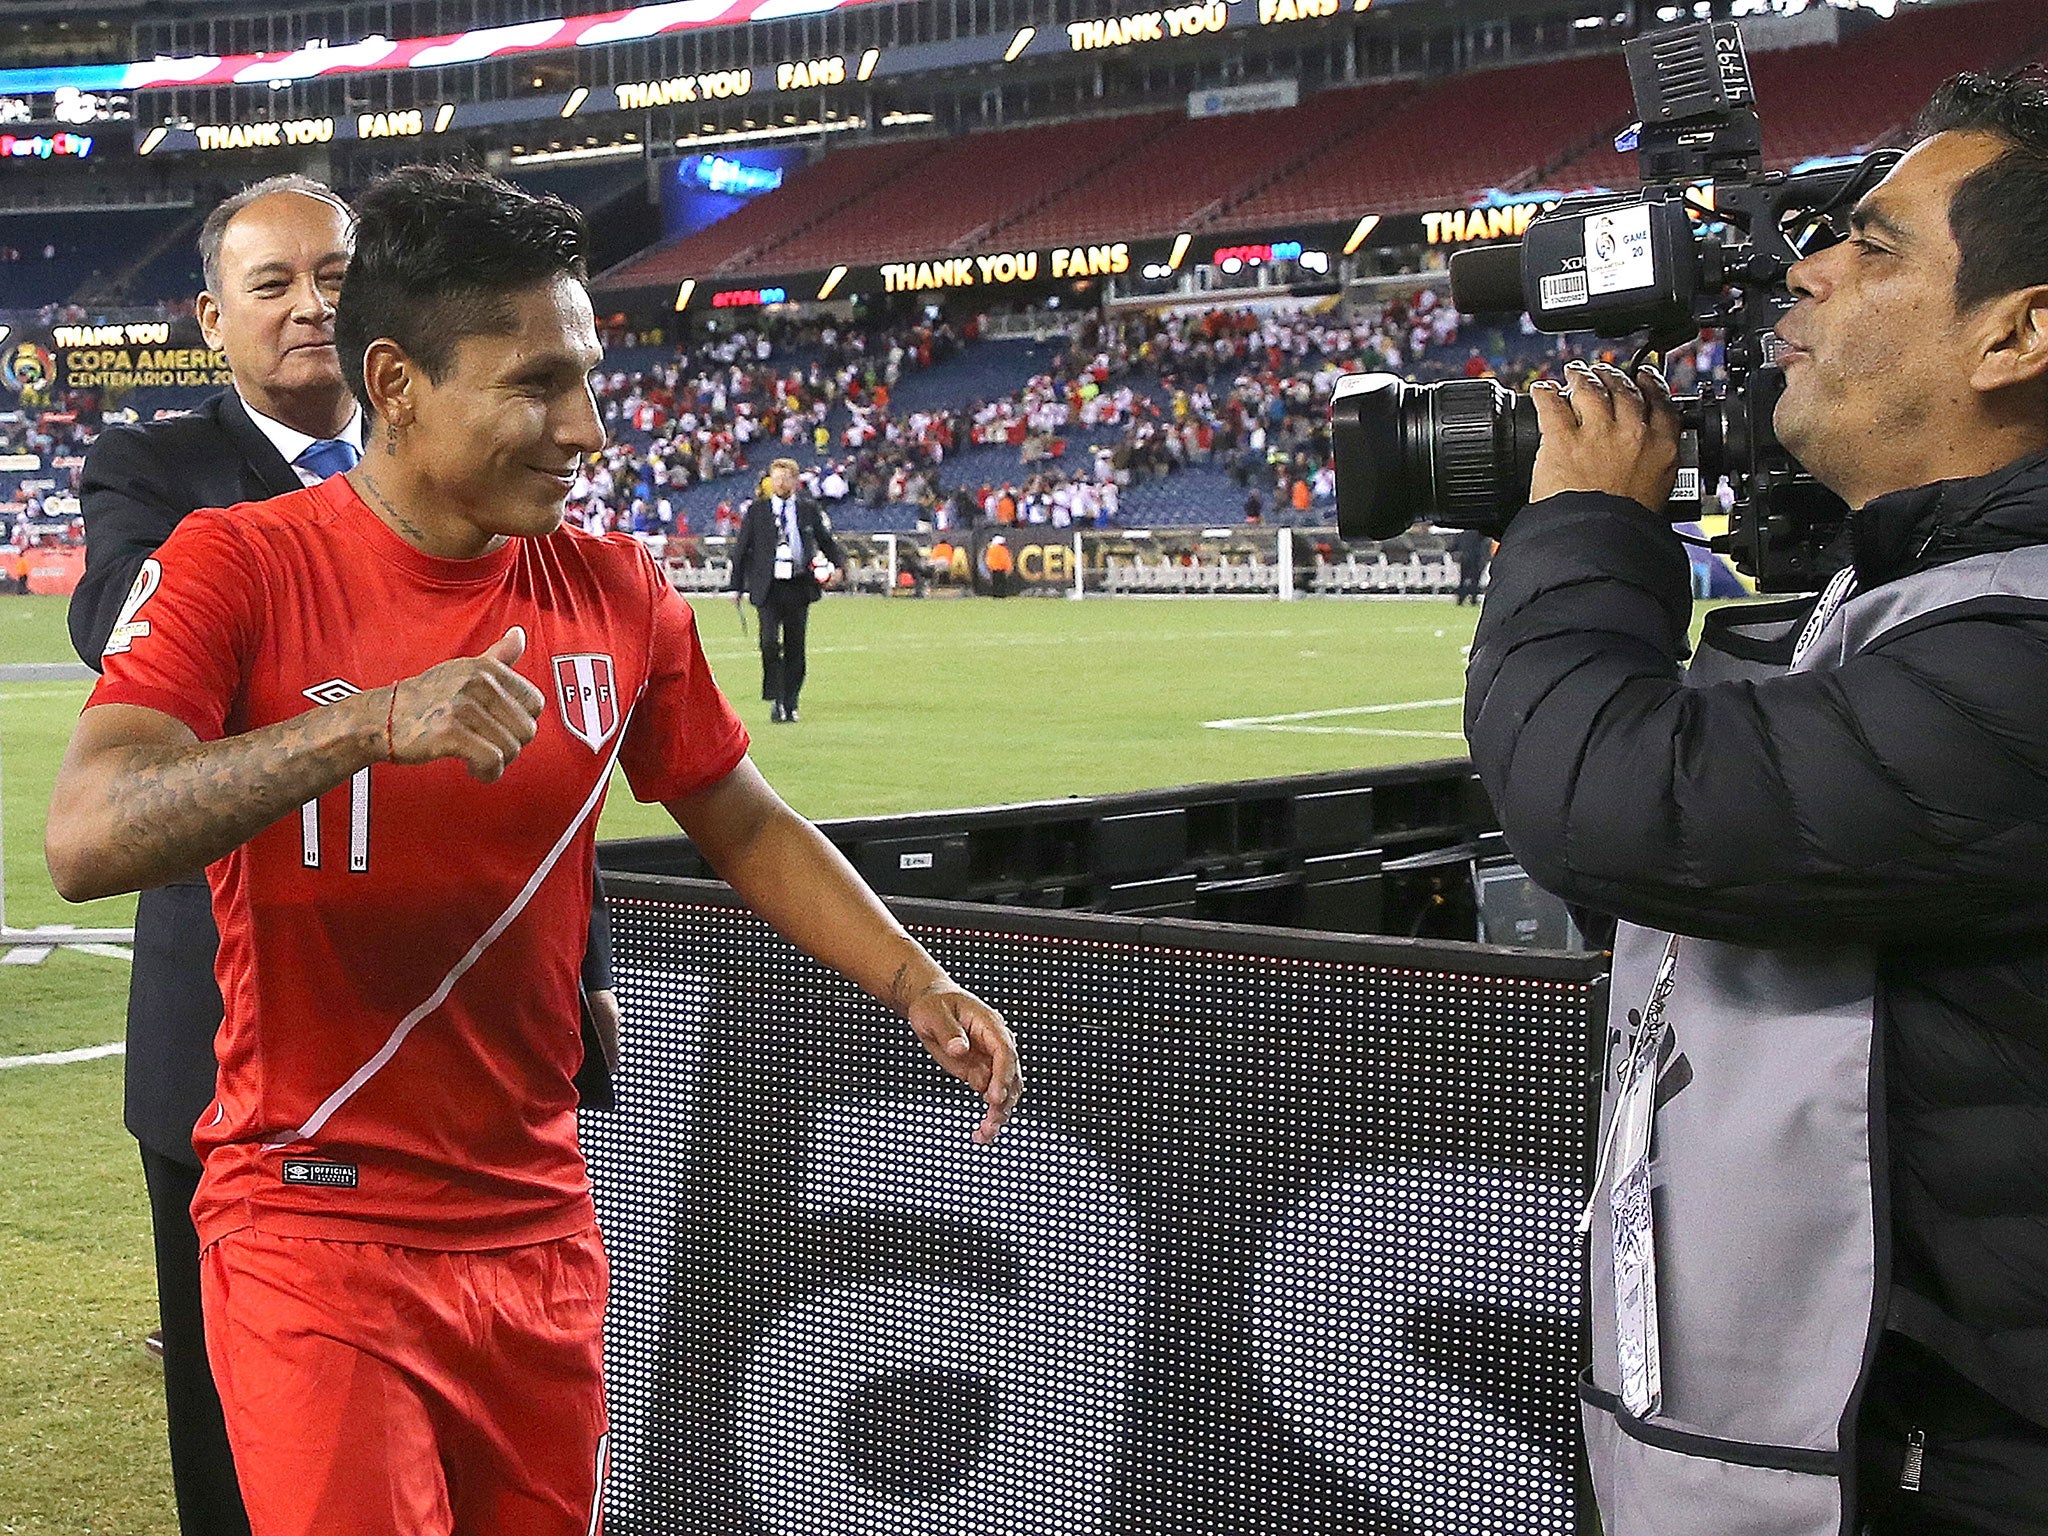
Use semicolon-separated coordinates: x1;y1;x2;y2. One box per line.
1204;697;1465;739
0;684;92;701
1232;725;1468;739
63;943;135;961
0;1040;124;1070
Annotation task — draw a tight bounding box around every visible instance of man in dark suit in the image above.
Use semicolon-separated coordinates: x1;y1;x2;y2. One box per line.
730;456;844;722
70;175;618;1536
1453;526;1491;605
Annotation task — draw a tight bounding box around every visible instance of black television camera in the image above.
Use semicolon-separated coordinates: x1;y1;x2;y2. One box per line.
1330;22;1899;592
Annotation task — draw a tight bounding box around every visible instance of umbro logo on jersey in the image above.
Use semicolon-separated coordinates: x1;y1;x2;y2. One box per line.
554;654;620;752
281;1159;358;1188
302;678;362;706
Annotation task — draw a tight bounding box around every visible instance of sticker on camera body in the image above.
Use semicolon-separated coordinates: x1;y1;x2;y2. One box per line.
1585;204;1657;296
1539;271;1589;311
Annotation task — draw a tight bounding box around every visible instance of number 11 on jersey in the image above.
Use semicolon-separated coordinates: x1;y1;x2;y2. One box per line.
300;679;372;873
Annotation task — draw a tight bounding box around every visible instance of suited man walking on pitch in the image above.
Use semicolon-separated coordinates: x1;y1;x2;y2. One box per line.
69;175;619;1536
731;456;843;722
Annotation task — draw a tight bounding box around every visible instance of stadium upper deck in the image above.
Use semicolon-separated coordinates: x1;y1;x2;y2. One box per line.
596;0;2048;305
0;0;2041;321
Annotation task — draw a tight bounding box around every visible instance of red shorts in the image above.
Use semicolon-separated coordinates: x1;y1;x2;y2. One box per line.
201;1225;609;1536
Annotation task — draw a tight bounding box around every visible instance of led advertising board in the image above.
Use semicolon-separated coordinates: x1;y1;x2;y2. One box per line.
582;879;1601;1536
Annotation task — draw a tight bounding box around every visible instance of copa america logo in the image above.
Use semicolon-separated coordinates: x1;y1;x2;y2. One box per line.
2;341;55;394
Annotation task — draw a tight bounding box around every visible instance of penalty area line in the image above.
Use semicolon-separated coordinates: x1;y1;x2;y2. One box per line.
1220;725;1468;739
1204;697;1463;734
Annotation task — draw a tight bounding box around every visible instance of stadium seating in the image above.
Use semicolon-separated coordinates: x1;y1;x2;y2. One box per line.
992;87;1399;248
1751;0;2048;167
603;82;1457;285
597;139;942;286
0;207;195;309
881;337;1063;415
742;114;1178;274
1113;467;1244;528
119;211;209;306
1542;0;2048;193
1218;54;1631;229
596;0;2048;285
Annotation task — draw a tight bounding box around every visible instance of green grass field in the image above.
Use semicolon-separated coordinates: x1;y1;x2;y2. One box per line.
0;589;1477;1531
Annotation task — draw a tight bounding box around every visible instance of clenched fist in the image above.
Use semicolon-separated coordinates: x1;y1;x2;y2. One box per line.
386;626;547;783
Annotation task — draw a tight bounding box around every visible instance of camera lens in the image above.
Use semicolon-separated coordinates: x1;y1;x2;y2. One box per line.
1330;373;1539;541
1435;380;1539;527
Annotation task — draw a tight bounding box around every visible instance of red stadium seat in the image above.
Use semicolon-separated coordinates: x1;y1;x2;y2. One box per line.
996;86;1404;248
736;113;1180;275
1545;0;2048;193
598;139;942;286
1219;55;1632;229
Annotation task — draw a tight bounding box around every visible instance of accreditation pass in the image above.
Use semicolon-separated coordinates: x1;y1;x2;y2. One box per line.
1611;938;1679;1419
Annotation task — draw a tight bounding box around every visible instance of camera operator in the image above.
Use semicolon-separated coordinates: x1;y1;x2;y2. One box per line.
1466;75;2048;1536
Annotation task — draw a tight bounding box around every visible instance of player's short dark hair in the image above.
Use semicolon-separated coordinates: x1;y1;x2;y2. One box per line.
336;165;588;412
1915;69;2048;314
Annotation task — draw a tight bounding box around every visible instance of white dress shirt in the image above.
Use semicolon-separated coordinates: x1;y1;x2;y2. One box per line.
239;393;365;489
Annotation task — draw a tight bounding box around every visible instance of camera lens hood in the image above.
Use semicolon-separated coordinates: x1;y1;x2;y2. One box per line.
1330;373;1425;541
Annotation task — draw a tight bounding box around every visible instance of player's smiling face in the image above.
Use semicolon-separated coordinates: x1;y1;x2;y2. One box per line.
412;275;607;539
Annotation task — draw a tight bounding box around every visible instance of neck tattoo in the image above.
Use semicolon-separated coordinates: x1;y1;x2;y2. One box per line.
354;468;432;549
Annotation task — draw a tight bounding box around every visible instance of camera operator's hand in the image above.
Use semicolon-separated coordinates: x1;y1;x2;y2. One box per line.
1528;361;1681;514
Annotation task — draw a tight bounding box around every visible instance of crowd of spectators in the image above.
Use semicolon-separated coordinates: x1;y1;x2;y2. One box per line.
1;398;98;551
563;315;968;538
923;296;1730;528
4;289;1738;567
547;292;1627;537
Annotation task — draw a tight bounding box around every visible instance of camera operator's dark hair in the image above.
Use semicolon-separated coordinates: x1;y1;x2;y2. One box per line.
1914;69;2048;314
336;165;588;411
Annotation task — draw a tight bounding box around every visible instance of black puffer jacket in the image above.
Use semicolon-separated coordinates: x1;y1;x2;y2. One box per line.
1466;449;2048;1428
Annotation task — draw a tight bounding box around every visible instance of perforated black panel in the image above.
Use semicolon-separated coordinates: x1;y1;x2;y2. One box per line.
582;889;1601;1536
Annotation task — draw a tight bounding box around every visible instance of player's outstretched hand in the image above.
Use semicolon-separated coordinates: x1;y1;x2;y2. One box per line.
388;626;547;783
906;981;1024;1145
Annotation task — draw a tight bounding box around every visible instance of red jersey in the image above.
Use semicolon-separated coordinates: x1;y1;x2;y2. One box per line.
88;474;747;1249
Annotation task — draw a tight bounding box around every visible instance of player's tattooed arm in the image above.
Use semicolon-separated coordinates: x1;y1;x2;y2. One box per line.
45;694;389;902
46;628;547;903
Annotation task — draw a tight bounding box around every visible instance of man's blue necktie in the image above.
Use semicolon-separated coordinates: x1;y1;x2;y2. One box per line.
294;438;360;481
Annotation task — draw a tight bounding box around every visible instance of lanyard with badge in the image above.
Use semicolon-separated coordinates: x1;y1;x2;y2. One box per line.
1581;933;1680;1419
772;499;798;580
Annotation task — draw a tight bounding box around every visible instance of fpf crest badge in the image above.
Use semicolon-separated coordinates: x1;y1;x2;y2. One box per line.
553;653;619;752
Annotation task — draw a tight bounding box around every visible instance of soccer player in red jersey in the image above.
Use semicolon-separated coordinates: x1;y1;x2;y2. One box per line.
45;166;1023;1536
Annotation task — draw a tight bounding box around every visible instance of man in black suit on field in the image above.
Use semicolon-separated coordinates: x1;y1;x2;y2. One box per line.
69;175;619;1536
730;456;844;722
